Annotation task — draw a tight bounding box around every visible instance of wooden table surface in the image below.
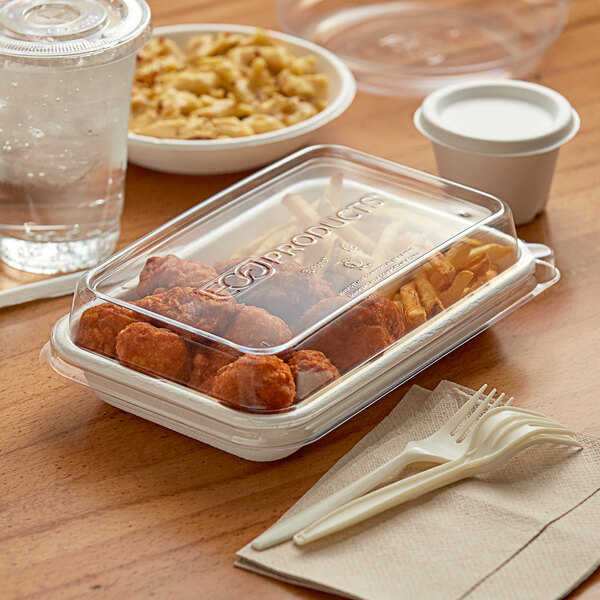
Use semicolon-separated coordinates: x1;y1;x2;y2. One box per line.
2;0;599;598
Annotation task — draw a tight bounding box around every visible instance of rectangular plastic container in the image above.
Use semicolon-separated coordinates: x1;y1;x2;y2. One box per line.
42;145;560;461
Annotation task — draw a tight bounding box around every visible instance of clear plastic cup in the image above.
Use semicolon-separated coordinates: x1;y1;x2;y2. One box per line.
0;0;151;274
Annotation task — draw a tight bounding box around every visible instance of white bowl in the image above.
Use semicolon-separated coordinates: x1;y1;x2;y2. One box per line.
127;24;356;174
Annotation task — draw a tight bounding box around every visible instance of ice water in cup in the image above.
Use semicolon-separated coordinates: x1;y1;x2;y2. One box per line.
0;0;151;273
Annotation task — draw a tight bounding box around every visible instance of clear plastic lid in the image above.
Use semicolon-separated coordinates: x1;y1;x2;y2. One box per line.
277;0;569;96
70;145;519;412
0;0;151;67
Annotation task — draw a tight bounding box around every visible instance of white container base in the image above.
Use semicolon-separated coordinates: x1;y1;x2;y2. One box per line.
42;241;559;461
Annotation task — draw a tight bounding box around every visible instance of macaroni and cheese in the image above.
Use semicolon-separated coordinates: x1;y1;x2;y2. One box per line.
130;30;329;139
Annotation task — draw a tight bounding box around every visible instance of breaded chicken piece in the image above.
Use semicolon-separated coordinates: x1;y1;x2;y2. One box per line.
297;294;404;373
188;342;239;394
211;354;296;411
134;286;236;336
224;304;292;348
116;322;191;382
75;303;138;357
214;258;333;324
287;349;340;401
115;322;191;382
188;304;291;393
137;254;217;297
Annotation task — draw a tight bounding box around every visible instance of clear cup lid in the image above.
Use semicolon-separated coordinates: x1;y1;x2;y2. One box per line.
0;0;151;67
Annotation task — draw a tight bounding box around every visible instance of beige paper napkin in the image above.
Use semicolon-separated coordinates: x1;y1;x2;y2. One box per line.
236;381;600;600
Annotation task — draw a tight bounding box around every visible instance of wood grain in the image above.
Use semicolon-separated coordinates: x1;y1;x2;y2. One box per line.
1;0;599;598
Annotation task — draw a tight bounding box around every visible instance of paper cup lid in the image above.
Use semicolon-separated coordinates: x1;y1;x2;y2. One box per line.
414;79;580;157
0;0;151;67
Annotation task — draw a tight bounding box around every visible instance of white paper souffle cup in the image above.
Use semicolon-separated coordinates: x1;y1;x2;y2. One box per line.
414;79;580;225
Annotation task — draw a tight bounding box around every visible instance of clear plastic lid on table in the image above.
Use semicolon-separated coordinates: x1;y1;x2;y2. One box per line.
0;0;151;67
277;0;569;96
63;144;529;416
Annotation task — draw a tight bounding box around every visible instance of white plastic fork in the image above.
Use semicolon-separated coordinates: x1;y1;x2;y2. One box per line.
252;384;511;551
294;406;581;545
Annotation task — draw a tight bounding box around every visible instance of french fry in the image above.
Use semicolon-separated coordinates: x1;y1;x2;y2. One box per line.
484;268;498;281
427;251;456;290
395;281;427;329
373;223;410;265
464;277;483;295
439;270;474;307
414;273;444;317
282;192;376;254
236;221;297;257
316;171;343;212
445;240;473;270
468;243;514;264
462;236;484;247
462;252;491;275
464;265;499;295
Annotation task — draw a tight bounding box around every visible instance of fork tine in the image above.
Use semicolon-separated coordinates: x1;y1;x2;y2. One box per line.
535;426;579;437
493;418;577;445
506;408;574;430
495;432;583;467
528;433;582;448
525;417;571;429
444;384;488;430
454;388;496;438
500;413;576;431
514;424;580;444
552;437;583;448
505;396;514;406
489;392;506;410
505;406;563;421
498;411;558;425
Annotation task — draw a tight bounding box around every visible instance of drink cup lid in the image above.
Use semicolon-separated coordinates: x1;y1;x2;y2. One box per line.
414;79;580;157
0;0;151;67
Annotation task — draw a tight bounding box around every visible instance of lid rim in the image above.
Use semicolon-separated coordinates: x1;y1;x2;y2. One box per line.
277;1;569;77
0;0;151;67
415;80;580;157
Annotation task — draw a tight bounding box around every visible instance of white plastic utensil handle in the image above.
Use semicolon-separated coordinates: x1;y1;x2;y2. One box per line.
251;445;431;550
0;270;85;309
293;459;470;545
294;430;581;545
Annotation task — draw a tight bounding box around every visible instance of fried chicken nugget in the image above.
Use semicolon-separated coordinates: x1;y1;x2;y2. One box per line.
137;254;217;297
225;304;292;348
116;322;191;383
287;349;340;402
75;303;138;357
211;354;296;411
134;286;237;337
214;259;333;324
297;294;404;373
188;342;239;394
188;304;291;394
